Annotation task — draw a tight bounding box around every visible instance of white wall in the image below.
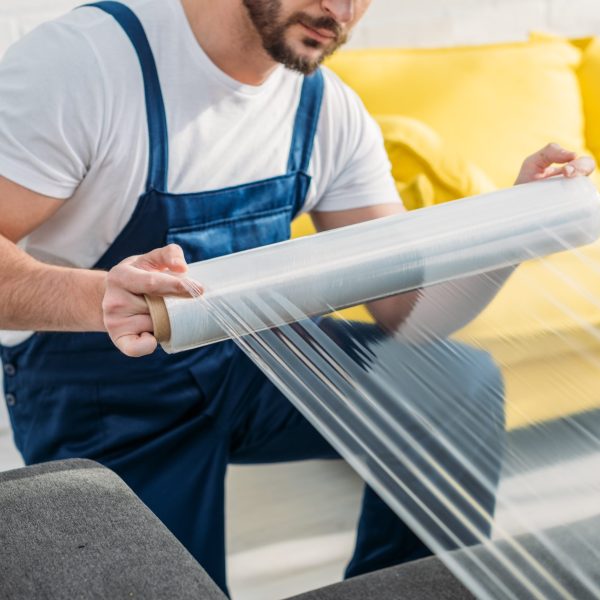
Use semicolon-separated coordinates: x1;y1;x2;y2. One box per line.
349;0;600;48
0;1;77;55
2;0;600;55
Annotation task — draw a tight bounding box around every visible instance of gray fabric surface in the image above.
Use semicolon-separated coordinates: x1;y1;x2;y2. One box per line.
0;459;225;600
290;514;600;599
286;556;475;600
464;515;600;599
3;459;598;599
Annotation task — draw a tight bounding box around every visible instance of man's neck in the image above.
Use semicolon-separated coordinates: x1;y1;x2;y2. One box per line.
180;0;279;86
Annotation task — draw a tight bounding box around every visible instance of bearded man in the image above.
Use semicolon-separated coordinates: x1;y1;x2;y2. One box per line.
0;0;593;594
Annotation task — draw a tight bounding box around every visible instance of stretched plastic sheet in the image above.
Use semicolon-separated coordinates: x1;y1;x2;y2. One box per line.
163;178;599;351
163;178;600;599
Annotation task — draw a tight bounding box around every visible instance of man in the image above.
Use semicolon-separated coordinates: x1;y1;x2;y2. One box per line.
0;0;594;594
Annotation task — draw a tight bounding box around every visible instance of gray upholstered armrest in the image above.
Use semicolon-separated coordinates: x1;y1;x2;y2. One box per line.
285;556;474;600
0;459;225;600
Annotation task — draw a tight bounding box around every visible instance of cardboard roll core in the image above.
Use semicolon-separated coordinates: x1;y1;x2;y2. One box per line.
145;295;172;343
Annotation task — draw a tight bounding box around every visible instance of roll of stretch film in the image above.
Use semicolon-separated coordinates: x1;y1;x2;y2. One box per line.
145;176;600;599
149;177;600;353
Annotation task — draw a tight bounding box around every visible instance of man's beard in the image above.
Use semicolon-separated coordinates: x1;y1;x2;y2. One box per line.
242;0;348;74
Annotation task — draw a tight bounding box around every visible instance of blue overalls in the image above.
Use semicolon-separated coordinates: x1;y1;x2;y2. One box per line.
0;2;505;594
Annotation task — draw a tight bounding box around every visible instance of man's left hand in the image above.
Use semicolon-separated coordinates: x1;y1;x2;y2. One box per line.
515;143;596;185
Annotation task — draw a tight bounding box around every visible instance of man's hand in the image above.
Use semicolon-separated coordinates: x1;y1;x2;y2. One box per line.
515;143;596;185
103;244;190;357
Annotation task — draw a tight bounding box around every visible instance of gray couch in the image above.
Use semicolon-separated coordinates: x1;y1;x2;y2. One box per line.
0;459;474;599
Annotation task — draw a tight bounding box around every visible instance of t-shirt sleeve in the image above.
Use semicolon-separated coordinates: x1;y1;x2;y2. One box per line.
310;69;402;213
0;20;105;199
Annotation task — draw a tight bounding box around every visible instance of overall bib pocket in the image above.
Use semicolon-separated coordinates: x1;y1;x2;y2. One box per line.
167;206;293;261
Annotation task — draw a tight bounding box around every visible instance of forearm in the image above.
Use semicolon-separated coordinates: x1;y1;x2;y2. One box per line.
0;234;106;332
368;267;515;340
366;289;420;332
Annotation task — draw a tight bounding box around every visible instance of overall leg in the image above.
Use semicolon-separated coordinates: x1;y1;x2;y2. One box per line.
224;340;341;465
345;338;505;578
224;318;503;579
103;425;230;594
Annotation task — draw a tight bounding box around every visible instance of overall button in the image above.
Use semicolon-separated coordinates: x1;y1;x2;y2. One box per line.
3;364;16;377
5;393;16;407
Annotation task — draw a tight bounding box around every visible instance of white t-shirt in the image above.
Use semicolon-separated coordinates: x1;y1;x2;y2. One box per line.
0;0;400;346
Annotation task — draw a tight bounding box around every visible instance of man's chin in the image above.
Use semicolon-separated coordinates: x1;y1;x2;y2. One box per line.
289;57;322;75
268;47;321;74
290;42;332;70
264;33;341;74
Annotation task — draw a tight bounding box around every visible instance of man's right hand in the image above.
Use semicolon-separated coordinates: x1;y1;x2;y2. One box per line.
103;244;190;357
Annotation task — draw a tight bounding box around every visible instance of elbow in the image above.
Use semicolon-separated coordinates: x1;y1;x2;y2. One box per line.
366;290;422;333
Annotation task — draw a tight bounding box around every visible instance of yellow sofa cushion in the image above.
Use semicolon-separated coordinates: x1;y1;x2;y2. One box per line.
293;114;495;233
455;238;600;430
326;38;595;189
305;40;600;429
578;37;600;165
375;115;496;209
455;241;600;366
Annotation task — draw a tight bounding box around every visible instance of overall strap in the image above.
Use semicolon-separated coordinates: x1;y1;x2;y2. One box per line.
83;2;169;192
287;70;325;174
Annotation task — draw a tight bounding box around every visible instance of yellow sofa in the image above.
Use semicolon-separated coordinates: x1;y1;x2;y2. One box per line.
292;34;600;431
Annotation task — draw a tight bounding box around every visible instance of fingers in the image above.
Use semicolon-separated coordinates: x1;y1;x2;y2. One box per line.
182;278;204;298
517;143;596;185
103;244;192;357
564;155;596;177
133;243;188;273
534;155;596;180
532;143;577;169
534;165;564;179
109;262;189;297
102;286;149;318
102;286;156;356
106;309;158;357
117;331;158;358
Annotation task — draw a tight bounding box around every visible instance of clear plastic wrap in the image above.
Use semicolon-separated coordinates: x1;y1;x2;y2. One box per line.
159;177;600;599
162;178;600;352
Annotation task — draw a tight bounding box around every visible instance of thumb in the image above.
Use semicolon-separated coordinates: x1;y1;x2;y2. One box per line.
116;331;159;358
